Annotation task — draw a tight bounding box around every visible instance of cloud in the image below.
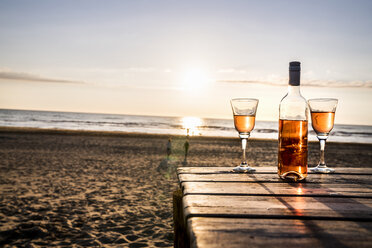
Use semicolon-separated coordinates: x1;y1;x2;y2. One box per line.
305;80;372;88
0;71;85;84
217;68;247;74
129;85;184;91
217;80;284;86
125;67;156;73
217;79;372;88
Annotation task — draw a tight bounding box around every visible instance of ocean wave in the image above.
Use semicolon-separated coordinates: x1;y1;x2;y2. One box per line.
199;125;233;131
255;129;278;134
332;131;372;137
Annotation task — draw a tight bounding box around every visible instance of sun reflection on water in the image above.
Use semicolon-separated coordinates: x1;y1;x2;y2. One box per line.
181;117;203;136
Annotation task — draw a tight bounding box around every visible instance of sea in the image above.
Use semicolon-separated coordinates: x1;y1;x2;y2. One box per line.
1;109;372;144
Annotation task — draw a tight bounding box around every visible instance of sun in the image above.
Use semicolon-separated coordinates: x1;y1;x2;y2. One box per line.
181;67;210;91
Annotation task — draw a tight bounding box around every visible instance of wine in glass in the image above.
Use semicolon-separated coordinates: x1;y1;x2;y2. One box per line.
230;98;259;172
308;98;338;173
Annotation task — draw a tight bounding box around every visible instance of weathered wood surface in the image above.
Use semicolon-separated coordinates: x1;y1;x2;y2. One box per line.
173;189;189;248
183;195;372;220
178;166;372;175
182;182;372;197
179;173;372;184
188;218;372;248
175;167;372;247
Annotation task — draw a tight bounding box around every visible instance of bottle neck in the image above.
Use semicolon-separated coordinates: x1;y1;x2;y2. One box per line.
287;85;301;95
289;70;300;86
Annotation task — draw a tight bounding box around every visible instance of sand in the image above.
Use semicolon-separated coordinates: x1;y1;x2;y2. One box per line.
1;127;372;247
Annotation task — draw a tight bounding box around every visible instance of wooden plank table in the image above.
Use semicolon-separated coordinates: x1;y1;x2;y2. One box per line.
174;167;372;248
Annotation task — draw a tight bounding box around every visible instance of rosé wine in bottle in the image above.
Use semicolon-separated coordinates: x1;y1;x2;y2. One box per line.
278;62;308;181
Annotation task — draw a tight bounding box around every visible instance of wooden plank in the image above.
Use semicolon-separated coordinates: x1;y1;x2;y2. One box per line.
183;195;372;220
188;217;372;248
173;189;189;248
178;166;372;175
178;173;372;185
182;182;372;198
178;167;276;174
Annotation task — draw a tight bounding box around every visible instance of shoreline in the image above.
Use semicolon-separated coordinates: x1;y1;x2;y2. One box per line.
0;126;275;142
2;108;372;127
1;126;369;146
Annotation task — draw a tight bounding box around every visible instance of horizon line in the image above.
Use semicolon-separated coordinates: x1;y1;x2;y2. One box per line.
1;107;371;127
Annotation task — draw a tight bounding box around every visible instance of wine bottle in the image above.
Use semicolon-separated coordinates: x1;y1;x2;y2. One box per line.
278;61;308;181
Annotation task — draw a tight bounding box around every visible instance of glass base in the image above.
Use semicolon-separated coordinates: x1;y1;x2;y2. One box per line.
233;166;255;173
310;166;335;174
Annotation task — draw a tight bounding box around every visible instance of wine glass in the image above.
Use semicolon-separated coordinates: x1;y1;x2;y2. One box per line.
308;98;338;173
230;98;259;172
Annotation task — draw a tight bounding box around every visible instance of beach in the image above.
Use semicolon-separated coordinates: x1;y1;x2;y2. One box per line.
1;127;372;247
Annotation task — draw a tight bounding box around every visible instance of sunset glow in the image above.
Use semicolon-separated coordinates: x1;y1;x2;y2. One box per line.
180;68;211;92
0;1;371;125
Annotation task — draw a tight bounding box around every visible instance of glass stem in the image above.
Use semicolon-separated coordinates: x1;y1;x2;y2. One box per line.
318;138;327;167
241;138;247;166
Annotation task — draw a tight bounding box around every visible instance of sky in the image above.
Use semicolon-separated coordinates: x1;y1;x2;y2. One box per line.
0;0;371;125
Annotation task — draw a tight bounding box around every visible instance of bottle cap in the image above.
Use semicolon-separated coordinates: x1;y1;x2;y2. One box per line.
289;61;301;71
